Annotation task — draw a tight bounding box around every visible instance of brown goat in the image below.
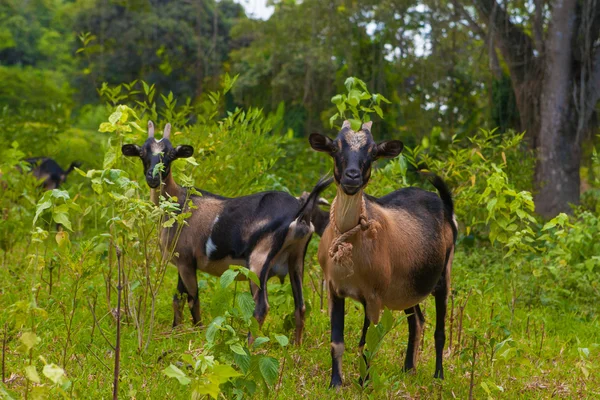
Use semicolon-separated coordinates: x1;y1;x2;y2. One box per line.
309;120;457;387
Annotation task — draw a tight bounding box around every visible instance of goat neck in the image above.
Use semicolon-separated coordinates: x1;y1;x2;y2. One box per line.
333;185;365;233
150;171;182;206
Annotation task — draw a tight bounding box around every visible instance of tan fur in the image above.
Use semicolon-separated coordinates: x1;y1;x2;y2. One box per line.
319;189;451;323
343;130;367;151
243;218;270;242
157;172;228;275
331;342;345;358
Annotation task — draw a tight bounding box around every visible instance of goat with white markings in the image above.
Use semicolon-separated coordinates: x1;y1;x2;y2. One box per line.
309;120;457;387
122;121;332;344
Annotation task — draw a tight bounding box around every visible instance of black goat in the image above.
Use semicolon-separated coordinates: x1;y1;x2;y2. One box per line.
122;121;332;344
23;157;81;190
309;120;457;387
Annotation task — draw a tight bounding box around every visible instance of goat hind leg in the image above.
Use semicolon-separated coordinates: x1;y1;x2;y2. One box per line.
249;243;276;331
403;305;425;372
288;257;306;345
433;276;448;379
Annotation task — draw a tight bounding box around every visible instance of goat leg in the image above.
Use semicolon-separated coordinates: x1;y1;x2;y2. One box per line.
329;287;345;388
404;305;425;372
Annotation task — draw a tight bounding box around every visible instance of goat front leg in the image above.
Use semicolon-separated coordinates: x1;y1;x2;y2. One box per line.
329;285;345;388
288;249;307;345
404;305;424;372
172;274;188;327
179;264;201;326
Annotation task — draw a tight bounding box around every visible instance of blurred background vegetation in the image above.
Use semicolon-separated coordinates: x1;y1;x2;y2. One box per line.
2;0;598;216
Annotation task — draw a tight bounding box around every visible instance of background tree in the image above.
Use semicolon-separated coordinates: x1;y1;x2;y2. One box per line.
73;0;245;103
452;0;600;217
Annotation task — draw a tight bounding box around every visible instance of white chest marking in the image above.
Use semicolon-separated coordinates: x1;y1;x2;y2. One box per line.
205;215;220;258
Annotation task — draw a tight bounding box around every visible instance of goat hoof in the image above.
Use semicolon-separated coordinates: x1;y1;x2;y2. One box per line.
434;370;444;379
329;377;343;389
403;366;416;374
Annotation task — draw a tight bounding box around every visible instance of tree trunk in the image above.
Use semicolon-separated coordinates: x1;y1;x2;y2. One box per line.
471;0;600;217
535;0;580;217
195;1;204;98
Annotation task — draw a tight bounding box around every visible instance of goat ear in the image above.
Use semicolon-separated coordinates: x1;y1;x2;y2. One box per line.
374;140;403;159
309;133;336;153
174;145;194;159
122;144;141;157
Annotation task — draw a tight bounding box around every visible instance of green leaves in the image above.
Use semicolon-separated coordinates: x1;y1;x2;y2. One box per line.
42;364;67;385
258;356;279;386
236;292;255;320
33;190;78;231
18;332;40;353
206;316;226;344
329;76;388;129
361;308;396;385
163;364;191;385
274;334;289;348
220;269;239;288
164;362;241;400
24;365;41;383
229;343;247;356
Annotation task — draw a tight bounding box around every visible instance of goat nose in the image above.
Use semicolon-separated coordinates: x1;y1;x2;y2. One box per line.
345;169;361;180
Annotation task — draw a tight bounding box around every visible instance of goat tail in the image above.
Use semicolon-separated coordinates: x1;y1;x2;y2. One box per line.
65;161;82;175
420;171;455;223
294;176;334;226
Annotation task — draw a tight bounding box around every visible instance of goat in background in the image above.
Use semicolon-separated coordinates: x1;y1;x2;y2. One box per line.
23;157;82;190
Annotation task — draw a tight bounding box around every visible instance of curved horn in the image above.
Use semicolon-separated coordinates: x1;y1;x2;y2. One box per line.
341;120;352;129
362;121;373;131
163;123;171;140
148;120;155;138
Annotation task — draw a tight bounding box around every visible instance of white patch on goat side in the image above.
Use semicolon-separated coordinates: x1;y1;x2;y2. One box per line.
452;213;458;231
206;237;217;258
205;215;220;258
344;130;367;151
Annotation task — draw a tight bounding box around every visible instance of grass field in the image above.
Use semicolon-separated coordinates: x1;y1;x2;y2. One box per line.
2;233;598;399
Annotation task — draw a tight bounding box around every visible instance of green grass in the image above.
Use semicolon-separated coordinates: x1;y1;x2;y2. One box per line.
1;238;599;399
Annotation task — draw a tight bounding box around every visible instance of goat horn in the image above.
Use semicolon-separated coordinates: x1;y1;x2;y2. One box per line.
341;120;352;129
148;120;155;138
362;121;373;131
163;123;171;139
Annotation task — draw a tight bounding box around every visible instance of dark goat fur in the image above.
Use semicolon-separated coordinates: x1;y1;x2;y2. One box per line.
297;191;330;236
23;157;81;190
309;120;457;387
122;121;332;344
